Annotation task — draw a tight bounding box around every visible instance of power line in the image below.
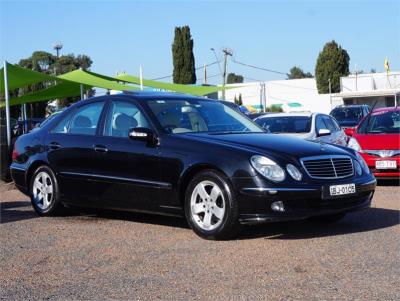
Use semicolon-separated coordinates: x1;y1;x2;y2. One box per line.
232;58;288;76
151;61;220;80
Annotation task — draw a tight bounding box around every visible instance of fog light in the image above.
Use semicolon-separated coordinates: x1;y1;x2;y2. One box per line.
271;201;285;212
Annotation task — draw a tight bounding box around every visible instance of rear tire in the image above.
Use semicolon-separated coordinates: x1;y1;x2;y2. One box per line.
308;212;346;223
29;165;64;216
184;170;241;240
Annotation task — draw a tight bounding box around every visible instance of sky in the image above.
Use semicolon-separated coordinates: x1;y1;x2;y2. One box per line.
1;0;399;86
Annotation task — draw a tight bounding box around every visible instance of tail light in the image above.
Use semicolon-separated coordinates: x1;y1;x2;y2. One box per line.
12;146;18;162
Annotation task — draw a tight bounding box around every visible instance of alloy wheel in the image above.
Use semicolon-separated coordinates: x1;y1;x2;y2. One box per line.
190;180;226;231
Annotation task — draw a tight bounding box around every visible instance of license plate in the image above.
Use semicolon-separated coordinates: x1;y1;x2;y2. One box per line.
375;160;397;169
329;184;356;196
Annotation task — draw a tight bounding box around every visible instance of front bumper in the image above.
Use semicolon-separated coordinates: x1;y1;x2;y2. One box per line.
233;175;376;224
361;154;400;179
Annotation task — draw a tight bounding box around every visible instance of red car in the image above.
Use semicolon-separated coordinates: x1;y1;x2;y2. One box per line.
346;106;400;179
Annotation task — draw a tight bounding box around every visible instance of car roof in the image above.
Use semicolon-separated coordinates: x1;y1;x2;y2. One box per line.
122;91;206;101
334;104;370;108
257;112;313;118
372;106;399;113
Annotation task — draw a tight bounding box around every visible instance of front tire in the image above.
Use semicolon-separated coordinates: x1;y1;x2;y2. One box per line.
184;170;241;240
30;165;64;216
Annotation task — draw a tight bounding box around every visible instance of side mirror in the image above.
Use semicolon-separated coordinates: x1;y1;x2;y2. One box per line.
344;127;355;136
128;127;158;146
317;129;331;137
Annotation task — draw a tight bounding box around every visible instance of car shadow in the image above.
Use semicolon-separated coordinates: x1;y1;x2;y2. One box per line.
0;201;38;224
239;207;400;240
377;179;399;186
2;201;398;241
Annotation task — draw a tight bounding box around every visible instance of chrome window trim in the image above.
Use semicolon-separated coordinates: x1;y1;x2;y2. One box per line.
300;155;354;179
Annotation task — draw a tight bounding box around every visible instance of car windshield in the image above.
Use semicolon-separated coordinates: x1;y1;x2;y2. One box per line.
147;99;263;134
331;107;363;124
358;110;400;134
255;116;311;133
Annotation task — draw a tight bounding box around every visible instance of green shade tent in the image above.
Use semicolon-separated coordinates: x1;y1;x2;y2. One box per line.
58;69;139;92
0;62;58;93
116;73;235;96
6;81;91;107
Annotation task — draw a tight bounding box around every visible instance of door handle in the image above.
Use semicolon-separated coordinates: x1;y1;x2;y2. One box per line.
94;145;108;153
49;142;61;150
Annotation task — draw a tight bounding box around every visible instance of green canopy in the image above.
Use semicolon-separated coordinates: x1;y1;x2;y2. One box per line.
4;81;90;107
116;73;235;96
58;69;139;91
0;62;58;93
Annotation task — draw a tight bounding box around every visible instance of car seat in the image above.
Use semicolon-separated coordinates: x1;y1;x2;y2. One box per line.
112;113;138;137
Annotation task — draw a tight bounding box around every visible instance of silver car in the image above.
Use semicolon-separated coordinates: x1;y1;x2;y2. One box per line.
254;112;348;146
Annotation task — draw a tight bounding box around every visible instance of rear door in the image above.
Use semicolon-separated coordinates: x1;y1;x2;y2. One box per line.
46;100;107;203
87;98;163;211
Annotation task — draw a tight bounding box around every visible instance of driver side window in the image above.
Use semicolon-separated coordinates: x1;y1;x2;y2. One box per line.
104;100;150;138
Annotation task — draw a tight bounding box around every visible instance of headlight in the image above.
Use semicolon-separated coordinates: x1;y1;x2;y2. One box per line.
251;155;285;182
348;137;362;152
355;152;370;174
353;160;362;176
286;164;302;181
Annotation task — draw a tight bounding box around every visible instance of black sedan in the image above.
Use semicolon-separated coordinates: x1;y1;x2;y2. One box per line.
10;92;376;240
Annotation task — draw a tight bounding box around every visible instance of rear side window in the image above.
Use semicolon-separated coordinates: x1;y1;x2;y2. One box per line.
51;102;104;135
51;110;74;134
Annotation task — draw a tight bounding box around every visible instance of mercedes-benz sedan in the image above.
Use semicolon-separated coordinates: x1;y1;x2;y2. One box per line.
10;92;376;240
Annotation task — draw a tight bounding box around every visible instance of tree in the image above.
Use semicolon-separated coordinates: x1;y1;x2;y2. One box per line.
17;51;93;116
315;40;350;93
227;73;244;84
287;66;313;79
234;93;243;106
172;26;196;84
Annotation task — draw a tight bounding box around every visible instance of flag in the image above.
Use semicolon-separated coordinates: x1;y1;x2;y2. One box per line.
384;57;390;73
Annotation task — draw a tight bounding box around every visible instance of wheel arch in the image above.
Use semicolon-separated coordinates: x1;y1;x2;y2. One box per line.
178;164;229;207
26;160;50;189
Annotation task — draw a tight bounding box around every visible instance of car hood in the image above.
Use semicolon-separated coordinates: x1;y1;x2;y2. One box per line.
354;133;400;150
271;132;312;139
186;133;351;158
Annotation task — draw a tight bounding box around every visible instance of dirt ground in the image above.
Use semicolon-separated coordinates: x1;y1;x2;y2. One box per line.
1;181;399;300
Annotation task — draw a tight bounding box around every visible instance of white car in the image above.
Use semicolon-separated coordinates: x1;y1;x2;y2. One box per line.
254;112;348;146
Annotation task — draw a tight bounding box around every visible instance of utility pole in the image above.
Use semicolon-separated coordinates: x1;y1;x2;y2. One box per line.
222;48;233;100
203;64;207;85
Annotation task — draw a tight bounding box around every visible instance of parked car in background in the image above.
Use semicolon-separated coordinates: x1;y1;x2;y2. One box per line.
330;105;371;129
346;106;400;179
10;92;375;240
254;112;348;146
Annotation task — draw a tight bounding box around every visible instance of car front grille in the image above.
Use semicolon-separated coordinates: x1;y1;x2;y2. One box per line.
301;155;354;179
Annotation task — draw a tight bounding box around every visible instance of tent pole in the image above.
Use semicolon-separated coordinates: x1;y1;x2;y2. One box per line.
3;61;11;148
140;65;143;90
80;84;84;100
23;103;27;133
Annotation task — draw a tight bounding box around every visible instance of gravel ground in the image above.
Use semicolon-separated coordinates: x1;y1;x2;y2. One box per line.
1;181;399;300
